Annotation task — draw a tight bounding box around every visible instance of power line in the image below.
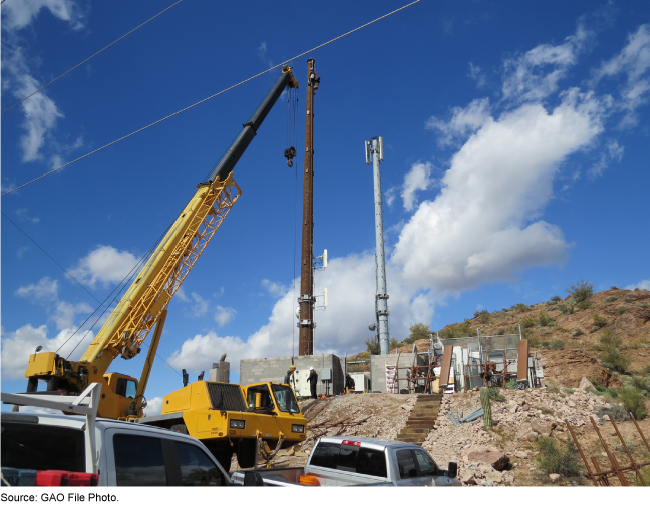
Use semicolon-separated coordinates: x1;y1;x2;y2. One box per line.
1;0;185;116
1;0;422;198
1;211;104;306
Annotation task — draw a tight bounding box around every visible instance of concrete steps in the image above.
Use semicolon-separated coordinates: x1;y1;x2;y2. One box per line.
396;394;442;446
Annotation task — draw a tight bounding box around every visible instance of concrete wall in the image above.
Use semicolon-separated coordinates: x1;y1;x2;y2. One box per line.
370;353;426;393
240;354;343;397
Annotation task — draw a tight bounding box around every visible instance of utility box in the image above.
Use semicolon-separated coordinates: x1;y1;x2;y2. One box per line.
291;369;313;398
320;368;332;381
349;373;369;392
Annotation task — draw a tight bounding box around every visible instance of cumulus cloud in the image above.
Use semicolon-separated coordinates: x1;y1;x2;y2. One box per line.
16;276;93;329
468;62;486;88
589;139;624;178
394;89;607;292
143;396;163;417
188;292;209;318
1;324;95;379
426;98;491;146
1;0;85;31
592;24;650;127
502;23;591;102
401;162;433;212
69;245;139;288
625;279;650;291
261;279;289;297
214;305;236;326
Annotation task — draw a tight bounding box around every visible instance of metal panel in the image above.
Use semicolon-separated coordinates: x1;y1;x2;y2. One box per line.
205;382;246;412
517;339;529;381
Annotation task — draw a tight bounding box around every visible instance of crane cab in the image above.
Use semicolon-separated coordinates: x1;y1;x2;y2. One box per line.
102;373;138;420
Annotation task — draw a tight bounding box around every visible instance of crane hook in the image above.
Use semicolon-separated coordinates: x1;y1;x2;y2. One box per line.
284;146;296;167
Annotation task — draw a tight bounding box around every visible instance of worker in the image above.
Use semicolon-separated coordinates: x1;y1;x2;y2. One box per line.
308;367;318;399
345;373;355;394
283;370;292;385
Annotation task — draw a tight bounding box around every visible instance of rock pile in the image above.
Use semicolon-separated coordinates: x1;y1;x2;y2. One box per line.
421;384;614;486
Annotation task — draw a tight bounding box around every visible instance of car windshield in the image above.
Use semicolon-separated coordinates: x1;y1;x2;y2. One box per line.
271;384;300;413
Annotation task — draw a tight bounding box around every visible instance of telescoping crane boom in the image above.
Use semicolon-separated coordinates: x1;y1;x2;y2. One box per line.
24;66;299;420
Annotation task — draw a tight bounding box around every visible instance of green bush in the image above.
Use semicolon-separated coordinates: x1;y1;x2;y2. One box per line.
592;313;608;329
605;296;617;302
566;279;594;302
505;380;517;390
547;382;560;393
494;328;506;336
540;340;565;350
618;385;647;419
571;329;584;337
439;322;473;339
546;300;558;306
594;404;630;422
624;297;634;303
616;307;627;316
366;336;380;355
611;286;619;290
512;303;529;312
538;311;553;327
551;295;563;302
536;437;582;478
521;317;535;329
479;312;490;324
644;365;650;376
487;387;506;402
560;305;574;315
389;337;400;350
599;329;630;373
563;387;575;394
576;300;592;310
403;323;431;344
628;376;650;396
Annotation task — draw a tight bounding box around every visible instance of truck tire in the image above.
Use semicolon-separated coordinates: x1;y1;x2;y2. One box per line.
236;439;257;468
170;424;189;434
214;449;233;473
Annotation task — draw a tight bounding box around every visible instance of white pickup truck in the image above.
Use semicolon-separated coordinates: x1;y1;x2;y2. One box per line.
1;383;263;487
232;436;461;486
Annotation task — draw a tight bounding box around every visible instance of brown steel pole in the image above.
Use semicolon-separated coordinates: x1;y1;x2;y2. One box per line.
298;59;318;356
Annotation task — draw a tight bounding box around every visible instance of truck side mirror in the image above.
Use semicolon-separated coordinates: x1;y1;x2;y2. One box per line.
243;471;264;487
447;462;458;479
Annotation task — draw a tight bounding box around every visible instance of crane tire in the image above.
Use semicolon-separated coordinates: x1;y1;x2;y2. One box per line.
236;439;257;468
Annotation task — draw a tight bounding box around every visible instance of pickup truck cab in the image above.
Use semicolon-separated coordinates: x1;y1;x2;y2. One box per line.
1;383;260;487
232;436;461;486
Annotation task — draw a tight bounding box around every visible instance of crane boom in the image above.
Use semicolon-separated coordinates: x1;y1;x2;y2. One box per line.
24;66;298;419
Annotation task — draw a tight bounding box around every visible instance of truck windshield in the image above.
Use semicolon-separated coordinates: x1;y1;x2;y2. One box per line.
1;421;85;472
310;442;387;478
270;384;300;413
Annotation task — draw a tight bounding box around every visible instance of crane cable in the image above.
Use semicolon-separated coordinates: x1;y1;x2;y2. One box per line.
1;0;185;116
1;0;422;198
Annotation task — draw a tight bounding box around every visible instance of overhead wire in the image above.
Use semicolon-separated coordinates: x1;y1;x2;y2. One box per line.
1;0;422;198
1;0;185;116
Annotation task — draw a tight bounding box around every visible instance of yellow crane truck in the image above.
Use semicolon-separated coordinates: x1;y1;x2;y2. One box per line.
22;66;305;471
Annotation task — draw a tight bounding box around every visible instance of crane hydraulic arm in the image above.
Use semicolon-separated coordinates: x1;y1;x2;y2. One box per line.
24;66;298;419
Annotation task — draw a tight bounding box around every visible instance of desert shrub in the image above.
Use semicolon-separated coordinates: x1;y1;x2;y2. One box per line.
479;312;490;324
611;286;619;290
616;307;627;316
644;365;650;376
538;311;553;327
487;387;506;402
389;337;400;350
576;300;592;310
403;323;431;345
536;437;582;478
605;296;617;302
560;305;574;315
551;295;563;302
566;279;594;302
521;317;536;329
365;337;380;355
346;363;365;373
528;335;540;348
635;287;641;291
600;348;630;374
512;303;529;312
439;322;473;339
592;313;608;329
636;302;650;308
618;385;647;419
624;297;634;303
505;380;517;389
547;382;560;393
541;340;565;350
563;387;575;394
546;300;558;306
594;404;630;422
628;376;650;396
494;328;506;336
571;328;584;337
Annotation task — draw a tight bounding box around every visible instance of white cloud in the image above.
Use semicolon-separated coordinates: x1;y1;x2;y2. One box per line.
625;279;650;291
593;24;650;127
385;187;397;208
1;324;95;379
175;287;189;302
589;139;624;178
15;276;93;329
468;62;486;88
14;208;40;223
214;305;236;326
261;279;288;297
426;98;491;146
188;292;209;318
502;23;591;103
143;397;163;417
69;245;139;288
401;162;433;212
1;0;85;31
257;42;267;59
394;89;606;293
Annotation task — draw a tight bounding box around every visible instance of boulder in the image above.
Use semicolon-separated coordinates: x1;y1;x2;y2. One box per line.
526;432;539;442
466;451;510;471
485;471;503;483
460;472;476;485
549;473;561;483
515;451;528;459
579;377;595;391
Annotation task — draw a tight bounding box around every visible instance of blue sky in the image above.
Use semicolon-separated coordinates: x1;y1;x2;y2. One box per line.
2;0;649;414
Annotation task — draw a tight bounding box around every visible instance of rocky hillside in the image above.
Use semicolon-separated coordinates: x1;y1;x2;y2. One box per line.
352;287;650;389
